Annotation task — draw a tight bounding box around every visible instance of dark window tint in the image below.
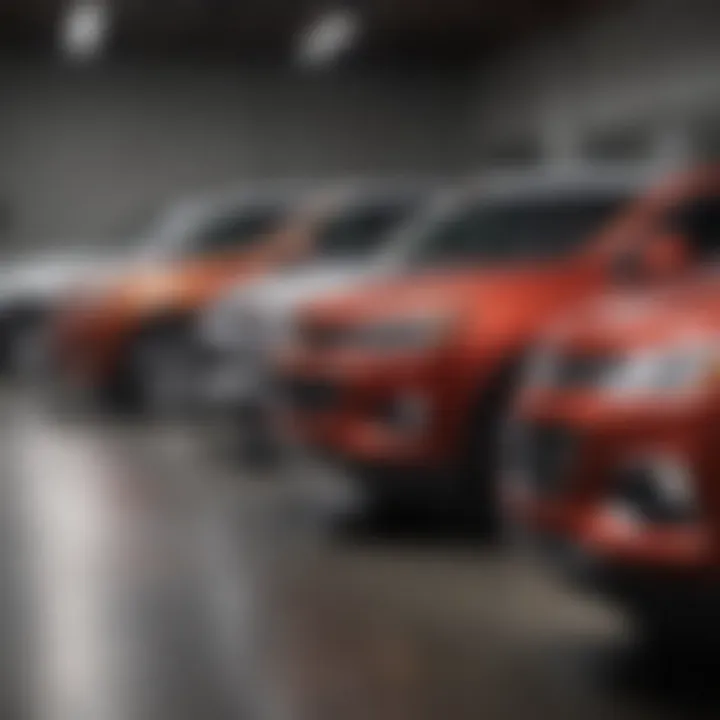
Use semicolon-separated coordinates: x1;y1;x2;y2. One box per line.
315;203;415;258
190;208;282;255
408;195;625;266
667;197;720;259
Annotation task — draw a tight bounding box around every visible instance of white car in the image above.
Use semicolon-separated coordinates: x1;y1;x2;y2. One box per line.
195;186;433;462
46;183;315;410
0;184;307;378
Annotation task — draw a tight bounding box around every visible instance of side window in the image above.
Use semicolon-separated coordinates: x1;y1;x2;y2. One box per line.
189;209;281;256
316;203;415;256
666;197;720;260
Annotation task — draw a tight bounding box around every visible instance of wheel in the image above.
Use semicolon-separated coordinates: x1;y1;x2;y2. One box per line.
456;362;521;537
116;317;198;417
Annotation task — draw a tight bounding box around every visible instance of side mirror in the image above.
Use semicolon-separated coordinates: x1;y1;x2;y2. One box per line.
611;233;690;286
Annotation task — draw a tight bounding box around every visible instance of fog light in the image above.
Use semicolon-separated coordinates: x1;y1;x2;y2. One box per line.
608;457;698;524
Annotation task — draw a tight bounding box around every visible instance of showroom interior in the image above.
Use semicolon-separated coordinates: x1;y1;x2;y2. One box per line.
2;1;720;719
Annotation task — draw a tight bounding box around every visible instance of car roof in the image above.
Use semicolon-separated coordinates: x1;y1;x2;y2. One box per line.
172;177;443;220
460;163;672;203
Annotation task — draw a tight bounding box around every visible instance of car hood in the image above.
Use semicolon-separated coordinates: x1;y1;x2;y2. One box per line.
199;260;385;347
0;251;124;306
220;260;383;316
550;270;720;353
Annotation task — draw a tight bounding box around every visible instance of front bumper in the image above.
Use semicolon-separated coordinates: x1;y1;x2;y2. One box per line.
511;494;713;572
506;395;719;603
514;515;720;620
278;350;474;471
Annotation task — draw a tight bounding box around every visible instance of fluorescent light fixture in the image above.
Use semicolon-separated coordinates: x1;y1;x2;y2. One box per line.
297;8;361;67
59;1;111;61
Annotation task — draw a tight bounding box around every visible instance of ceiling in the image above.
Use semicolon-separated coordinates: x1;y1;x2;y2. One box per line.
0;0;609;66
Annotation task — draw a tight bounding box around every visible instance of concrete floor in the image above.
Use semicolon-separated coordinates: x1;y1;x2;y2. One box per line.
3;392;720;720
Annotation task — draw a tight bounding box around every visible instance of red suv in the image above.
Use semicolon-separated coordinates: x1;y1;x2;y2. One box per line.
506;189;720;638
277;168;691;527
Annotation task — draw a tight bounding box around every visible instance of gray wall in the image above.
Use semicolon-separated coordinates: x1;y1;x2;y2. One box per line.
0;62;471;248
470;0;720;167
10;0;717;249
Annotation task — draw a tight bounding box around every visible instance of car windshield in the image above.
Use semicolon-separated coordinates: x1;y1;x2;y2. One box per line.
314;202;415;259
403;194;626;267
133;202;288;260
182;207;283;257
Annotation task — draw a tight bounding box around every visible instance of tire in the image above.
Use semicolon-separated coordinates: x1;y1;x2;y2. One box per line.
111;316;197;417
456;361;522;537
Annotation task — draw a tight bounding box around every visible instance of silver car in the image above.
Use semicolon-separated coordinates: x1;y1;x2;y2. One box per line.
195;184;435;463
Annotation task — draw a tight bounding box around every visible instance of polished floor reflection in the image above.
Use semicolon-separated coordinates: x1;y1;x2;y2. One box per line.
2;392;720;720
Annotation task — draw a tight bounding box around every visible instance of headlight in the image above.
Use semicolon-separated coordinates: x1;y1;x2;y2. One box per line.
526;343;716;397
604;345;712;396
350;314;453;353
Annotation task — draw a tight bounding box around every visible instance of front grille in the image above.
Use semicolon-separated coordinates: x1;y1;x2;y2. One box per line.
549;353;619;390
512;423;577;497
282;377;341;413
613;464;698;525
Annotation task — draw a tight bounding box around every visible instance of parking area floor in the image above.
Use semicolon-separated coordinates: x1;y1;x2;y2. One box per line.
3;391;720;720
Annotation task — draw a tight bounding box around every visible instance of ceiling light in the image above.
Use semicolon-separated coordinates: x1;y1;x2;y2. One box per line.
297;8;361;68
59;1;111;62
